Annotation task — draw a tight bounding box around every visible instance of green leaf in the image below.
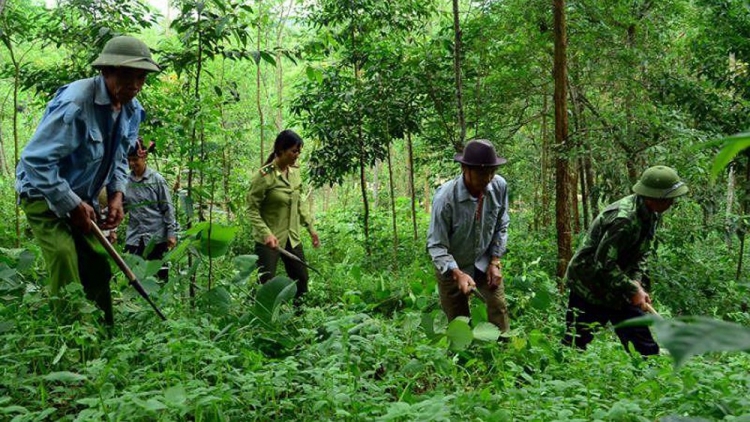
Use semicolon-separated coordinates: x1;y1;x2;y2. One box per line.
530;288;552;310
52;343;67;365
259;51;276;66
446;317;473;351
43;371;87;383
233;255;258;282
0;405;28;414
472;322;501;342
164;385;187;405
141;398;167;411
200;287;232;314
652;316;750;367
305;65;323;83
252;276;296;325
710;133;750;180
192;222;237;258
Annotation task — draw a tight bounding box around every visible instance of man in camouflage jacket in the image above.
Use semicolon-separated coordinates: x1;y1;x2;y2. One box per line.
563;165;688;356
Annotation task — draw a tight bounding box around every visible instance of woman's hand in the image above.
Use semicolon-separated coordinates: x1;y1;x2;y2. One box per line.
264;234;279;249
310;231;321;248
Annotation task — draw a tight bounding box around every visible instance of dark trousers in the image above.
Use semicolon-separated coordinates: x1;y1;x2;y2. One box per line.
563;291;659;356
125;239;170;281
255;241;309;305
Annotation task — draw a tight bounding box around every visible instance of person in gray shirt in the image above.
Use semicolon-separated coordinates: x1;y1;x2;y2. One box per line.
124;137;178;281
427;139;510;333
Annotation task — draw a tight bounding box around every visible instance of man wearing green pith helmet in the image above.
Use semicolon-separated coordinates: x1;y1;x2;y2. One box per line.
16;36;161;326
563;165;689;356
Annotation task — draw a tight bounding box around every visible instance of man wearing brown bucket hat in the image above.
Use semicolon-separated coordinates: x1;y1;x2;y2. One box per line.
427;139;511;334
16;36;160;327
562;165;689;356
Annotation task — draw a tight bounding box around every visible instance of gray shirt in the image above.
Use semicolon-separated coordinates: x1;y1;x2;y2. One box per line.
124;167;178;246
427;174;510;276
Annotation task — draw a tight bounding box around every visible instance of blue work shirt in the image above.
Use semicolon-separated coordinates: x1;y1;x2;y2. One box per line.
427;174;510;276
16;75;144;217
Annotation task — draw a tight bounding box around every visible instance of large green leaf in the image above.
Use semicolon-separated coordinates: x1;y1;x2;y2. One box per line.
710;133;750;180
188;222;237;258
199;287;232;315
472;322;501;342
252;276;296;326
446;317;473;351
233;255;258;283
43;371;87;383
653;316;750;368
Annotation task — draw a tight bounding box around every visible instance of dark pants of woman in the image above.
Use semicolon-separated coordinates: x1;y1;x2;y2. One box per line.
563;291;659;356
124;240;170;281
254;241;309;306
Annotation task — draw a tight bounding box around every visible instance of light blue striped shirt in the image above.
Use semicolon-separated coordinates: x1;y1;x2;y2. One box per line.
427;174;510;276
16;75;144;217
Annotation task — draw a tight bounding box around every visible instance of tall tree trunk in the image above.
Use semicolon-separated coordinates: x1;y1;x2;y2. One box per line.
275;0;293;130
725;164;735;248
407;132;418;240
554;0;573;282
372;160;381;208
451;0;466;147
538;87;551;229
387;146;399;268
424;169;431;214
5;39;20;246
257;17;266;167
578;159;589;229
585;155;596;226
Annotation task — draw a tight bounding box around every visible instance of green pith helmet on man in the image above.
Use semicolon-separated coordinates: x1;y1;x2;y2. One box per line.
91;36;161;72
632;165;689;199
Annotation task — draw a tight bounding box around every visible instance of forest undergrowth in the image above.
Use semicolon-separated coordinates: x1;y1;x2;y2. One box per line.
1;205;749;422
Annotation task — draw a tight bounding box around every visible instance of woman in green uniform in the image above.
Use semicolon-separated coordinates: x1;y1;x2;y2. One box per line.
248;130;320;306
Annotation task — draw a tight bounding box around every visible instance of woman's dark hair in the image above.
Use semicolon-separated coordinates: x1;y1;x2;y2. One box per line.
264;130;304;165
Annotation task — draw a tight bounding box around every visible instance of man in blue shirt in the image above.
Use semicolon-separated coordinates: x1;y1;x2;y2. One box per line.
427;140;511;333
16;36;160;326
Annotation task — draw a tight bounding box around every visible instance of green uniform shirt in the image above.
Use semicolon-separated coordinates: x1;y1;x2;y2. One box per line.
565;195;659;308
248;161;313;248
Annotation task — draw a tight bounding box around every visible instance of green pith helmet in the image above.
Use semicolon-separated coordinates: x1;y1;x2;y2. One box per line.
91;36;160;72
632;165;689;199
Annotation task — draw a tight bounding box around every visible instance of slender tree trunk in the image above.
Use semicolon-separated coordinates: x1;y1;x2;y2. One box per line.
452;0;466;146
539;87;551;229
387;146;399;268
7;41;21;246
372;160;381;208
186;25;206;303
578;159;588;229
257;18;266;167
554;0;572;282
725;164;735;248
275;0;293;130
407;133;418;240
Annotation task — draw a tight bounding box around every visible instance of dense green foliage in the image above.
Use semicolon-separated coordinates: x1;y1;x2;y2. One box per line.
2;0;750;420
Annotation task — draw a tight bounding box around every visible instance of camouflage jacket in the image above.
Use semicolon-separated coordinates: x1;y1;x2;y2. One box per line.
565;195;659;308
